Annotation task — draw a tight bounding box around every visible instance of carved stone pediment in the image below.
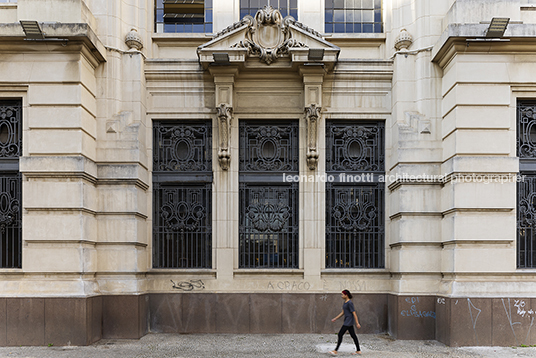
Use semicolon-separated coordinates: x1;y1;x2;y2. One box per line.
197;6;340;68
228;6;306;64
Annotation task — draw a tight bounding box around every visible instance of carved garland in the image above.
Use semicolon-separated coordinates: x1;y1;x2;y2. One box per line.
305;104;321;171
230;6;307;65
217;103;233;170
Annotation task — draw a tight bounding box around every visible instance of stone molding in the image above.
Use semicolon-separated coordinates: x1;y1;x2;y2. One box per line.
216;103;233;170
305;104;321;170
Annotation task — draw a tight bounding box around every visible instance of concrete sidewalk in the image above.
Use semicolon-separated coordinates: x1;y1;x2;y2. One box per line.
0;333;534;358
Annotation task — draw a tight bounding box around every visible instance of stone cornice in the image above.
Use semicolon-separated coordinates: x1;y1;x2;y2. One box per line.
0;23;106;65
432;23;536;68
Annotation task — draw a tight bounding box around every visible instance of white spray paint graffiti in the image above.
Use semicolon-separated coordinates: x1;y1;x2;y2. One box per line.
467;299;482;346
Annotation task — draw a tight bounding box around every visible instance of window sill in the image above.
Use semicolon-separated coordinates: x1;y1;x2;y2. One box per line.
153;32;214;41
323;32;386;45
322;268;389;275
0;268;23;275
234;269;304;276
149;269;217;277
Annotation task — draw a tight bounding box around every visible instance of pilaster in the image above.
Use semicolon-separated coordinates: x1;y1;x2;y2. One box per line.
300;65;325;279
209;66;239;280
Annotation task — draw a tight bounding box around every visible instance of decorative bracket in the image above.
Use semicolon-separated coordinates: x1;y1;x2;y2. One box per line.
217;103;233;170
305;104;321;170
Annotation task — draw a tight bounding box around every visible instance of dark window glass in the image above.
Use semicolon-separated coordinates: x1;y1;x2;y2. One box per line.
325;0;382;33
155;0;213;33
0;100;22;269
240;0;298;20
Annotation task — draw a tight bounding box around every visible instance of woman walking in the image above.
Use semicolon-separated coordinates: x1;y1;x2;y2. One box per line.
329;289;361;356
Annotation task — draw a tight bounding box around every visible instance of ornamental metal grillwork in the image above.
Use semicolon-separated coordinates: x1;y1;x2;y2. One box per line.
326;183;384;268
153;121;212;172
239;121;299;172
517;101;536;158
153;120;212;269
0;100;22;159
0;173;21;268
517;174;536;268
239;184;298;268
153;183;212;269
326;120;385;269
326;122;384;172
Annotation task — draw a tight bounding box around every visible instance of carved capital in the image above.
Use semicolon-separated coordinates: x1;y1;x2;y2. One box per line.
305;104;321;171
217;104;233;170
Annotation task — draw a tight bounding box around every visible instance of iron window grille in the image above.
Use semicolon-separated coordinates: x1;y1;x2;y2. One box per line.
155;0;213;33
239;183;298;268
152;121;212;269
0;100;22;269
239;121;299;268
326;121;384;173
325;121;385;269
325;0;382;34
517;100;536;268
239;121;299;173
240;0;298;20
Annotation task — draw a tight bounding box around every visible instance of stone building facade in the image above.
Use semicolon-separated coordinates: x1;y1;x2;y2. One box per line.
0;0;536;347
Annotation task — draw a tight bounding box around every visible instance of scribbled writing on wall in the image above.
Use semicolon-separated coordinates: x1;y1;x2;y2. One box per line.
171;279;205;291
268;281;310;291
322;279;366;291
467;298;482;345
400;297;436;319
513;299;536;318
501;298;535;346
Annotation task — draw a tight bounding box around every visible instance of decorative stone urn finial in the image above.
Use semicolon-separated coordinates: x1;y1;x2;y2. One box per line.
125;28;143;51
394;28;413;51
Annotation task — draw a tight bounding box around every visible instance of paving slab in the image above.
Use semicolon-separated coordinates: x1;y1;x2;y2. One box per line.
0;333;535;357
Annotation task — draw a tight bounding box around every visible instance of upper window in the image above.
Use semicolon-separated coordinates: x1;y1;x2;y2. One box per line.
155;0;213;33
240;0;298;20
325;0;382;33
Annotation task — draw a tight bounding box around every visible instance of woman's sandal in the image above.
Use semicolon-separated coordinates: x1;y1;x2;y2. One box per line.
329;351;338;356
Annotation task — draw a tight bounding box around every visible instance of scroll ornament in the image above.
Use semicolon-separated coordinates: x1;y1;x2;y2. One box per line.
305;104;321;170
217;104;233;170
